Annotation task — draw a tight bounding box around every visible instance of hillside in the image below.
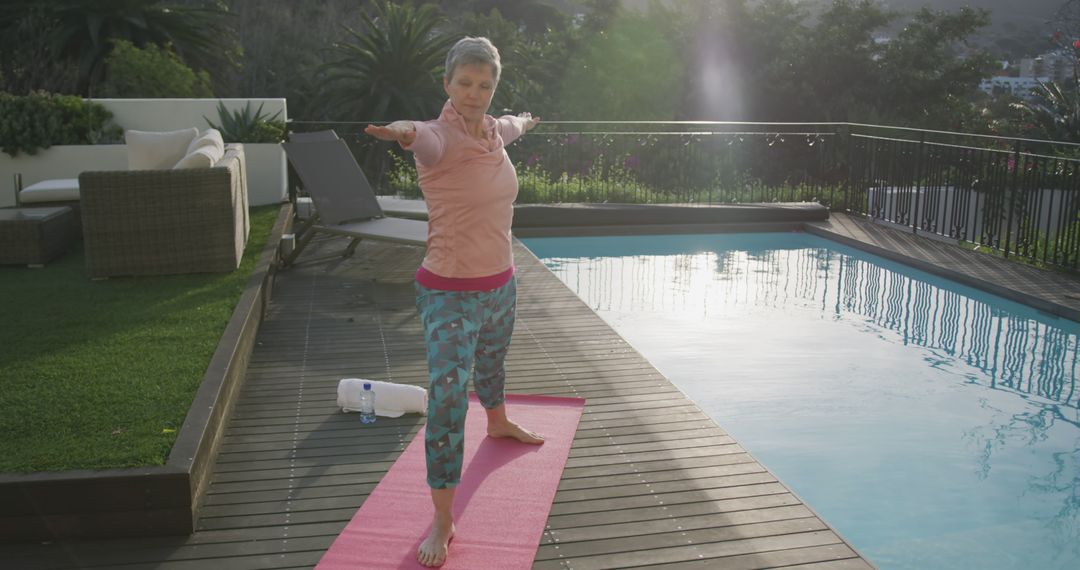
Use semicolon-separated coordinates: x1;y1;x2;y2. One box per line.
799;0;1068;58
617;0;1067;56
877;0;1061;28
788;0;1061;27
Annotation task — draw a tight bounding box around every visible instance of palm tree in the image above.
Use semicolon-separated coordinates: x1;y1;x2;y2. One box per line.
3;0;235;95
317;1;454;122
1012;79;1080;144
0;4;78;94
1016;8;1080;145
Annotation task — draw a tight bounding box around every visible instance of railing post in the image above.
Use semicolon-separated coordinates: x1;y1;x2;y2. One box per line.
13;173;22;207
911;131;925;234
844;125;854;214
1003;139;1022;259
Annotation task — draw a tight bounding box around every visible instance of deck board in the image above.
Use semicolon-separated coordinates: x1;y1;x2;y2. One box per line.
0;232;875;569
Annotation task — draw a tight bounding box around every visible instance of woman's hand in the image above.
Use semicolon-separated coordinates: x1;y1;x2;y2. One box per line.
364;121;417;145
518;112;541;132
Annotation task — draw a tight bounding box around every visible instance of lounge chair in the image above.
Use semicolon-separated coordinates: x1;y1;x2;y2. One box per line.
281;133;427;267
288;130;341;143
285;129;342;217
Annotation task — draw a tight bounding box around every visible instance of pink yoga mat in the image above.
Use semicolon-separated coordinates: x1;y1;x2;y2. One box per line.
315;393;585;570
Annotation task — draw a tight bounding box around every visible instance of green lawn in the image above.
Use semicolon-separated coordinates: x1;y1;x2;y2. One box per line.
0;205;279;473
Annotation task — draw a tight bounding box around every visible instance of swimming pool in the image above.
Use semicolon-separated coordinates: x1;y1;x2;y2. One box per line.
523;232;1080;570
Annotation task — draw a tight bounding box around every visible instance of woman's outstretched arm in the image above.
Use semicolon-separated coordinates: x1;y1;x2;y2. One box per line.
364;121;417;145
498;112;541;146
519;112;541;132
366;120;445;167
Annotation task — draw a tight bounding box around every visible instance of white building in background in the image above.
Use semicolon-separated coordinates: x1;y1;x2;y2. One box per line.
979;76;1051;99
979;52;1076;100
1019;53;1075;82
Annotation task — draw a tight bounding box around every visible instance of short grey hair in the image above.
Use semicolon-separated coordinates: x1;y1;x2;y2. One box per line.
445;36;501;84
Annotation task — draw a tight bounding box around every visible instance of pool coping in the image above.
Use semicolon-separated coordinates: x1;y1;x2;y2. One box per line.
0;203;293;542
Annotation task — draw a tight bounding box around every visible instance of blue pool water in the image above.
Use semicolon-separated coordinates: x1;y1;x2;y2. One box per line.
523;232;1080;570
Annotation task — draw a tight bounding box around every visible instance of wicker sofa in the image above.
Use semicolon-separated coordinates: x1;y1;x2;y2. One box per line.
78;144;249;278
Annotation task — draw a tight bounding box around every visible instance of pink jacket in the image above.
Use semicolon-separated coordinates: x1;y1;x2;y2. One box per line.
404;100;530;279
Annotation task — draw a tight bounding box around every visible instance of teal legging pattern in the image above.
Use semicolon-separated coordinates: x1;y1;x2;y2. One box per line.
415;278;516;489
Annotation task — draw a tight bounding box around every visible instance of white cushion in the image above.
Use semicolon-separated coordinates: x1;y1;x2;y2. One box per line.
19;178;80;203
125;128;199;170
185;128;224;156
173;144;225;169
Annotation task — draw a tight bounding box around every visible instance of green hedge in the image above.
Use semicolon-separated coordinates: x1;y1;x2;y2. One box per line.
98;40;214;100
0;91;123;157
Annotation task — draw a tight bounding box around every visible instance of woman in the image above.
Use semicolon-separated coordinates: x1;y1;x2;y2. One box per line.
365;36;543;568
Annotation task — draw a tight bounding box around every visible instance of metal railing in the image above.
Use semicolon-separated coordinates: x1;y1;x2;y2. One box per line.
849;126;1080;270
289;119;1080;271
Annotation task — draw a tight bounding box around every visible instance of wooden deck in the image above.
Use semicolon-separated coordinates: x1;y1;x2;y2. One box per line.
809;214;1080;320
0;230;874;569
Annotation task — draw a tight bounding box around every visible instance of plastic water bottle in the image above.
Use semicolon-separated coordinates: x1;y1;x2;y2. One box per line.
359;382;377;424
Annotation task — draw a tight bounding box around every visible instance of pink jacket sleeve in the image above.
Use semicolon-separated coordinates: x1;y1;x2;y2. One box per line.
402;121;446;167
497;115;530;146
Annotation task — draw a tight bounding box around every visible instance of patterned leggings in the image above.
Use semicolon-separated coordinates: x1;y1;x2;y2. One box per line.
415;278;516;489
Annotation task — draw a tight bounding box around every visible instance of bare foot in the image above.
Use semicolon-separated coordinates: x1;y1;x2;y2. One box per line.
487;419;545;444
417;517;455;567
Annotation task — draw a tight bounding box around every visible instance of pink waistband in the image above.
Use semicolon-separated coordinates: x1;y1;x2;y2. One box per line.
416;266;515;291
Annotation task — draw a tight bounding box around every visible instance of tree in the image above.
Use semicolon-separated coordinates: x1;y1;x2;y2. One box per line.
1011;79;1080;142
446;7;570;116
316;0;454;122
447;7;523;113
98;40;213;98
436;0;568;36
1053;0;1080;41
677;0;754;121
875;7;998;129
218;0;368;119
792;0;893;122
581;0;620;33
557;2;686;120
1008;1;1080;143
504;32;573;117
0;4;79;94
1;0;235;96
740;0;815;121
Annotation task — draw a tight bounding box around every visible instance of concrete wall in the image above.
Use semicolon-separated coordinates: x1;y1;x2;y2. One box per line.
93;98;286;135
241;143;287;208
867;185;1078;241
1;98;288;207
